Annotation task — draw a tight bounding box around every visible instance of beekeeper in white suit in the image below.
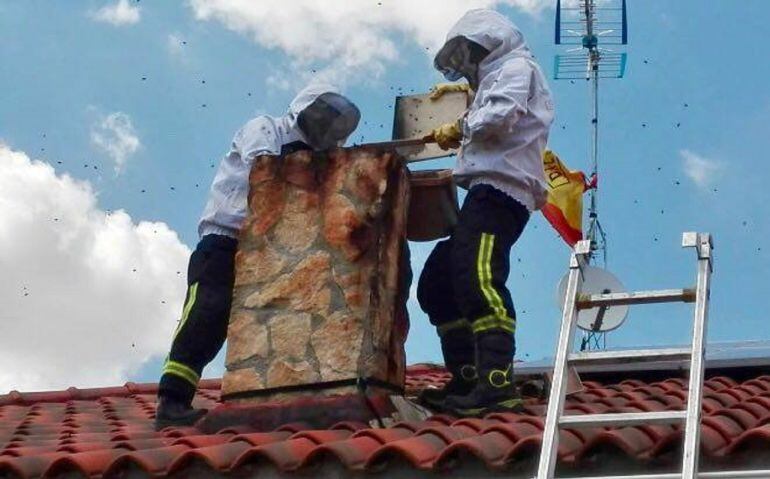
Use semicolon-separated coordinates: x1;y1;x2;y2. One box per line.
155;84;361;430
417;9;555;416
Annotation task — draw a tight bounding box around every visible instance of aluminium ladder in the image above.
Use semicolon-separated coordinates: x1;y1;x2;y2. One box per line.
536;232;713;479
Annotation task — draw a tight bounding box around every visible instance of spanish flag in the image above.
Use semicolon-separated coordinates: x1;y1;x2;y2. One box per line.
541;150;592;247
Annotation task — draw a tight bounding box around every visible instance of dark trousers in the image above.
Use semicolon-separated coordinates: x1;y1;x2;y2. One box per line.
158;234;237;404
417;184;529;356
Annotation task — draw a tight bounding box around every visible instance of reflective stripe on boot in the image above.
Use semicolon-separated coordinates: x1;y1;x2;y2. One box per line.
443;363;523;417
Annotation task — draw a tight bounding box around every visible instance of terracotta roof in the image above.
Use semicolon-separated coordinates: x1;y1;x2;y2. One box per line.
2;366;770;478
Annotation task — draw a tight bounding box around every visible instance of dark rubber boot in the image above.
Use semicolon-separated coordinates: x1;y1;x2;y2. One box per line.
419;328;477;411
154;396;208;431
443;331;523;417
420;364;477;411
442;364;523;417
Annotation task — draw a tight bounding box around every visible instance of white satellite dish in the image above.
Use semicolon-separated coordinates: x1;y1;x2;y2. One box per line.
556;266;629;332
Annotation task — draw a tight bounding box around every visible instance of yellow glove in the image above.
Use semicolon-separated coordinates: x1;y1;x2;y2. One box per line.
429;82;471;101
430;120;462;150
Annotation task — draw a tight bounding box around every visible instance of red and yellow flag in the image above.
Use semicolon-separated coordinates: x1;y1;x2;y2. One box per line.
541;150;592;247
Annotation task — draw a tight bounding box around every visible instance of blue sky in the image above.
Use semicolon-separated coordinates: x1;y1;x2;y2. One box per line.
1;0;769;390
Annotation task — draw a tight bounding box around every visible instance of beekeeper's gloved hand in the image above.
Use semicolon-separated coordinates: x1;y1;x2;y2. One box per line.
430;119;463;150
429;82;471;101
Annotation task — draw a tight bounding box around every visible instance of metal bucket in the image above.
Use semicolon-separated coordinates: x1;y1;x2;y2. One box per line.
407;169;459;242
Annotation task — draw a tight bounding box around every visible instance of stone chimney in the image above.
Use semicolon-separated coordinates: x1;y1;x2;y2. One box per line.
220;147;410;404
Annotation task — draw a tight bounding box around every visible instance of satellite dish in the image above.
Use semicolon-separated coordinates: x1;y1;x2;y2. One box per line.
556;266;629;332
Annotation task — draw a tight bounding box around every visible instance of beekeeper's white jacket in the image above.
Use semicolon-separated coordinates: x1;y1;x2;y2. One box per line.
198;84;355;239
444;9;555;212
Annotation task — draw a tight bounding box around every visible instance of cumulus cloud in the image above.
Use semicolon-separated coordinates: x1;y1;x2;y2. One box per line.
187;0;550;87
680;149;722;189
89;0;141;26
0;144;190;393
91;111;141;175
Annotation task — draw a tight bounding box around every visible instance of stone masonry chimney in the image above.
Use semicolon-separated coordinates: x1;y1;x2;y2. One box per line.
220;146;410;404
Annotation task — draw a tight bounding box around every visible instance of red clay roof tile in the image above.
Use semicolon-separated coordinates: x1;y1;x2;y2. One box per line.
289;429;353;444
2;366;770;477
0;451;68;479
231;437;319;471
103;444;190;477
304;435;383;470
44;448;128;478
434;430;517;469
167;441;251;474
230;431;292;446
366;432;450;470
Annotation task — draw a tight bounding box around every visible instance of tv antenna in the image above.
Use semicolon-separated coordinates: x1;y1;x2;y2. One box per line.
554;0;628;265
554;0;629;350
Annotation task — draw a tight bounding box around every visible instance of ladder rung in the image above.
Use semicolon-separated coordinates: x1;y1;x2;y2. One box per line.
576;288;696;309
559;410;687;428
568;347;691;366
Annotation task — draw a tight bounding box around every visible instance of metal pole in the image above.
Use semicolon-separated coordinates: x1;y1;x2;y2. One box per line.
591;53;599;216
590;50;599;221
584;0;603;266
584;0;606;351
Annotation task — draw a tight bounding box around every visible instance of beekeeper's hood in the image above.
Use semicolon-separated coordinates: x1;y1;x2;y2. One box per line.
434;9;533;84
284;83;361;150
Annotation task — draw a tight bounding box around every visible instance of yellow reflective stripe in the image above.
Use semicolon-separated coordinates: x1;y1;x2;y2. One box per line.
482;234;509;321
476;234;496;316
487;363;513;387
163;360;200;386
472;314;497;332
473;314;515;333
474;234;516;333
437;318;471;337
497;398;524;409
474;317;494;332
472;315;515;334
173;282;199;339
477;234;506;320
164;361;199;385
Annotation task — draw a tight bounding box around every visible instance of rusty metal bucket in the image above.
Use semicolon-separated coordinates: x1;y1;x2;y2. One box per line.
407;169;459;242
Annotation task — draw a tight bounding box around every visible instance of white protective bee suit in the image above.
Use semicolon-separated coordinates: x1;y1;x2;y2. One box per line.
198;84;360;239
436;9;555;212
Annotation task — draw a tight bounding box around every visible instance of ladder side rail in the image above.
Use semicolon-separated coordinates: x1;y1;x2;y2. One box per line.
536;240;590;479
681;233;713;479
556;470;770;479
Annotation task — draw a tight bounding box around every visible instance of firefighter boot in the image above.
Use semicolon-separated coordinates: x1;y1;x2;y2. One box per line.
419;327;477;411
443;331;523;417
154;395;208;431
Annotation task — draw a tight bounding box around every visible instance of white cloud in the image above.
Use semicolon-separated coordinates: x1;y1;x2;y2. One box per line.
91;111;141;175
187;0;550;87
680;149;723;189
89;0;141;26
0;144;190;393
166;33;186;58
